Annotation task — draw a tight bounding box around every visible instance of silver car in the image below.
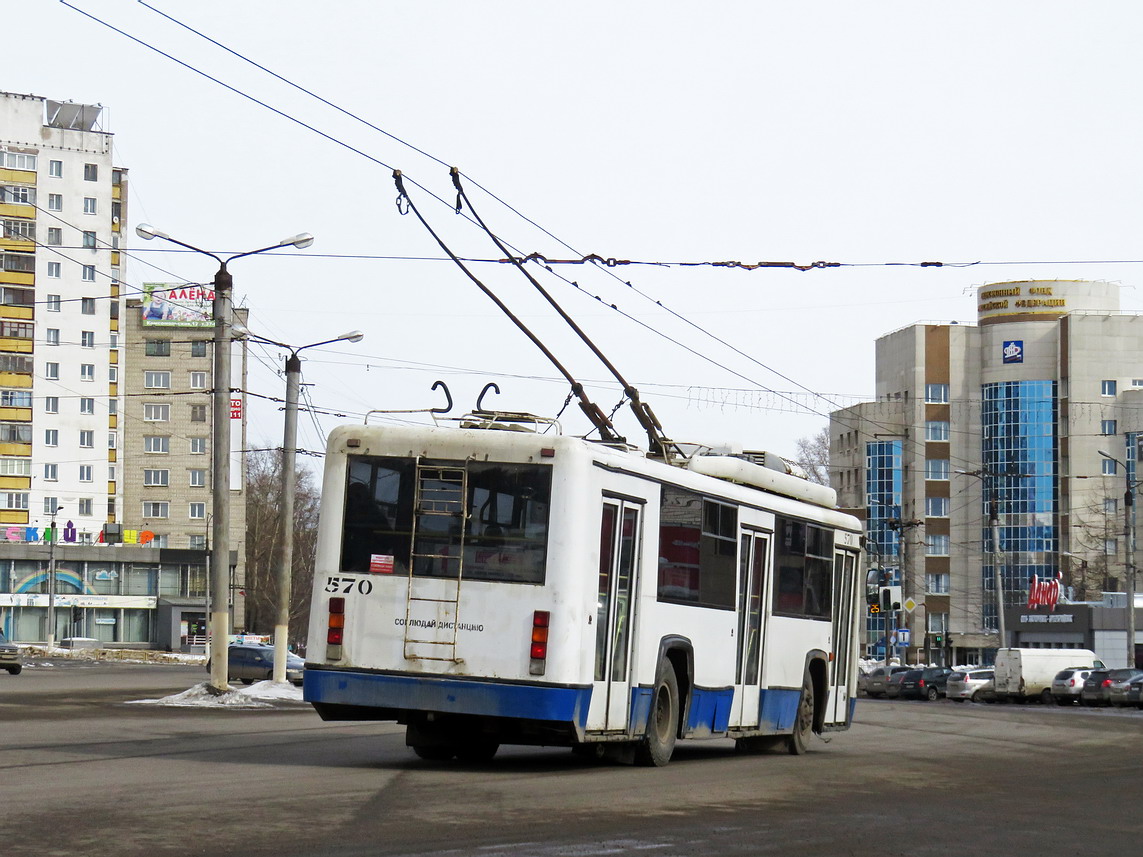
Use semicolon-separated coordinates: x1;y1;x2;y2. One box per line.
1108;669;1143;706
862;665;911;698
1050;668;1093;705
947;669;994;702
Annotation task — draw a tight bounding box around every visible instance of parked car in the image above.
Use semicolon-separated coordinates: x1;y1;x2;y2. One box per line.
885;668;914;699
1050;668;1094;705
1123;675;1143;709
1107;668;1143;707
947;669;994;702
898;666;954;700
0;630;21;675
206;644;304;686
1080;669;1112;706
862;665;912;698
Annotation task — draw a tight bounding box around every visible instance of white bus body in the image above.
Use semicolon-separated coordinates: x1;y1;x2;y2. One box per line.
303;423;863;765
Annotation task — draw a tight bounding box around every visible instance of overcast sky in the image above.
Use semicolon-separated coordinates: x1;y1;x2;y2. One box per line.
10;2;1143;460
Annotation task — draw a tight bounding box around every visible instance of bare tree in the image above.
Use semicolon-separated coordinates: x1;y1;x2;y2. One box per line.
244;450;321;642
794;426;831;486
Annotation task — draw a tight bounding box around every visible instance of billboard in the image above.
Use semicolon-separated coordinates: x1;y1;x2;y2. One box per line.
142;282;214;328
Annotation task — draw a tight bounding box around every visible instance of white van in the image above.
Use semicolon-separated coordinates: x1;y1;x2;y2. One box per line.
993;648;1105;702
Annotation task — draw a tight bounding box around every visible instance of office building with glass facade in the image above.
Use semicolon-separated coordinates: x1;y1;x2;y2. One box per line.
831;280;1142;668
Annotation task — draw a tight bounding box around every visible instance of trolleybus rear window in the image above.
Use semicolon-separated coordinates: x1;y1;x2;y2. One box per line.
340;456;551;584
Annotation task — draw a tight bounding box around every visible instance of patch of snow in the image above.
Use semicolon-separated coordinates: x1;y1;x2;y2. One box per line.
127;680;306;709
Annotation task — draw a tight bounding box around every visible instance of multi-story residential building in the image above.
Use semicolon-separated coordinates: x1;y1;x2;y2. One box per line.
0;92;247;648
832;280;1142;669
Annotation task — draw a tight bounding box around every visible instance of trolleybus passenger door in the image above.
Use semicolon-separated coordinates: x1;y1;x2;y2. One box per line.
731;529;769;729
828;549;858;724
589;499;643;732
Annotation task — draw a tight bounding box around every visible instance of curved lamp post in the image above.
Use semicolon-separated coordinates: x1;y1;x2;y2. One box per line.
1099;449;1138;669
135;224;314;693
242;329;364;682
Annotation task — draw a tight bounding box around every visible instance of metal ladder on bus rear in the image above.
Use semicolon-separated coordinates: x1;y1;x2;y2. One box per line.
403;462;468;662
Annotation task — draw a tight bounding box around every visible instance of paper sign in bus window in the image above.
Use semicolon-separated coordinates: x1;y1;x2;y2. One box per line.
370;554;395;574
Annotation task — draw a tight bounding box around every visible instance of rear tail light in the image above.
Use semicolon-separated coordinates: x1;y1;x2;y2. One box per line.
918;679;925;688
529;610;550;676
1069;679;1075;687
1102;678;1112;687
326;597;345;660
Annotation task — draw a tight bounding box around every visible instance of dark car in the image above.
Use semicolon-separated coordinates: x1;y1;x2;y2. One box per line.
898;666;953;700
1124;675;1143;709
1106;668;1143;706
0;630;21;675
1080;669;1112;706
862;665;912;698
884;668;913;699
207;644;304;686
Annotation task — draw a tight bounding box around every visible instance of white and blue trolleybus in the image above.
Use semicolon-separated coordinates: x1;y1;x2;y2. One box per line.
303;416;863;765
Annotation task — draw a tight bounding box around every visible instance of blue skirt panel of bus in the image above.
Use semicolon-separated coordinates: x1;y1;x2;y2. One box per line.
758;688;801;732
305;669;592;726
630;685;734;737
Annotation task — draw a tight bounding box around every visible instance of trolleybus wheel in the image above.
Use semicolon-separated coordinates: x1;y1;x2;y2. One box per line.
455;740;499;763
787;670;815;756
635;663;679;767
411;744;457;761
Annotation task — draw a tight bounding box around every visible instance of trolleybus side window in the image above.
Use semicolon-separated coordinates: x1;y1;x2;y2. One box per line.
656;486;736;609
773;515;833;620
340;456;552;584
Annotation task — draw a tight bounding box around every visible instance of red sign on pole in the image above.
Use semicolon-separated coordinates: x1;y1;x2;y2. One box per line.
229;398;243;419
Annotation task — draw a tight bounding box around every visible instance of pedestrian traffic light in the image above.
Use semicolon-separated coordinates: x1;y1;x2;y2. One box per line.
934;634;943;645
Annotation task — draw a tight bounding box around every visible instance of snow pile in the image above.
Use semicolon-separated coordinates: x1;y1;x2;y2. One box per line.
128;680;306;709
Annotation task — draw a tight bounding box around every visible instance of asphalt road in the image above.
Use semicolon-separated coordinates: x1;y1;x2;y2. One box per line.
3;660;1141;857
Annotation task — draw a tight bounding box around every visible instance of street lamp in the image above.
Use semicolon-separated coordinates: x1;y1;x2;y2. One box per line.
242;329;364;682
135;224;314;693
45;505;63;650
1098;449;1137;669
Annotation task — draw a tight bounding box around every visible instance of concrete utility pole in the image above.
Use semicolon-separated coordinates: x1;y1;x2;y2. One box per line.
45;506;62;649
135;224;314;693
1099;449;1137;669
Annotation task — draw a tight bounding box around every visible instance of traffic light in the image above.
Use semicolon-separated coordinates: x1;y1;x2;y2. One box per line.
879;585;902;612
934;634;943;645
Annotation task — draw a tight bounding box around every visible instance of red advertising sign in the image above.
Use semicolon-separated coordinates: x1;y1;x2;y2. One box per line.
229;398;243;419
1027;571;1062;611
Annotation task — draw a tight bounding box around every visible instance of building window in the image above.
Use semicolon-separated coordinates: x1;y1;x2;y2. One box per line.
0;390;30;408
925;496;949;517
80;364;95;382
189;534;207;549
144;436;169;454
144;404;170;422
2;493;29;511
1105;538;1118;555
189;371;207;389
0;423;31;443
84;163;98;181
926;534;950;555
109;366;117;382
144;469;170;487
80;397;94;414
79;430;94;448
0;458;30;476
144;371;171;389
49;159;62;177
145;339;171;357
189;502;206;519
47;193;62;211
81;297;96;314
1105;497;1119;515
46;294;61;311
108;432;116;449
44;463;58;481
926;572;950;594
1102;457;1118;476
109;334;118;350
190;404;207;422
46;228;62;248
83;197;97;215
927;611;949;633
1102;380;1117;397
143;502;169;519
925;459;950;480
190;437;207;455
81;331;95;348
43;497;58;514
79;465;93;482
46;329;60;346
191;340;207;358
1101;419;1118;435
45;363;59;380
44;429;58;447
47;261;61;278
189;469;206;487
925;421;950;441
82;264;96;282
78;498;93;516
82;230;96;248
108;399;117;415
925;383;949;404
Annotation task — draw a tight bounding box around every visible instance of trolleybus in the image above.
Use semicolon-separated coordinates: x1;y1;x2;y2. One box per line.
303;416;863;765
